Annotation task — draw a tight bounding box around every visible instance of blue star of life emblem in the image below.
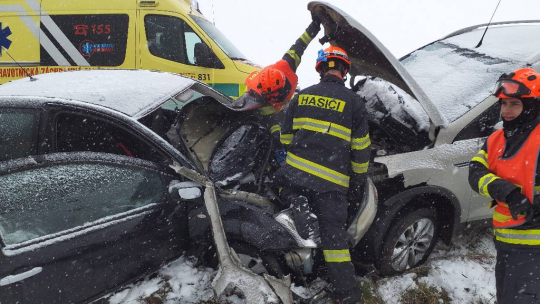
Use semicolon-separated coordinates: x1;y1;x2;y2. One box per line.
0;22;12;57
81;41;94;55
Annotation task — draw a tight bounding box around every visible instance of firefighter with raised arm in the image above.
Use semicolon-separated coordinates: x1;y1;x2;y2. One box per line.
468;68;540;304
232;13;322;157
274;46;370;304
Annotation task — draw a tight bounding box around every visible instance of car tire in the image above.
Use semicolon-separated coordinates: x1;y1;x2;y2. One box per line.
377;208;439;276
207;241;285;278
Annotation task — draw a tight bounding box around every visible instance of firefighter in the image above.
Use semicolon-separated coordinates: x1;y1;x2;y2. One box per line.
232;13;322;147
274;45;370;304
468;68;540;304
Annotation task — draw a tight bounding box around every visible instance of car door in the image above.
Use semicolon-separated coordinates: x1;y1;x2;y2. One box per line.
0;152;187;304
452;101;502;222
137;11;226;83
0;108;40;162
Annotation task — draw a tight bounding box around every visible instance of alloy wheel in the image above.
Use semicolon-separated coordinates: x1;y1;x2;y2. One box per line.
391;218;435;272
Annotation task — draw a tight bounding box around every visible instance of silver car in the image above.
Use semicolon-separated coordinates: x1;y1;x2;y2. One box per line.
310;2;540;275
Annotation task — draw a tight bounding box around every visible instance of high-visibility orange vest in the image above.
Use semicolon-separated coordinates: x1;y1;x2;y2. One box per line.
488;125;540;228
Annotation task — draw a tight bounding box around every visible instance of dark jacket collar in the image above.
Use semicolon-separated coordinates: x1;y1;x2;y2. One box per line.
504;116;540;138
320;74;345;85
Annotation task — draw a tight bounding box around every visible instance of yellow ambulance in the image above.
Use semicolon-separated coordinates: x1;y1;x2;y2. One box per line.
0;0;258;97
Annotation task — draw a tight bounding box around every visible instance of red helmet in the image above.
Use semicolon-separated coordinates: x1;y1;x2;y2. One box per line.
315;45;351;74
493;68;540;99
232;67;289;112
246;67;288;106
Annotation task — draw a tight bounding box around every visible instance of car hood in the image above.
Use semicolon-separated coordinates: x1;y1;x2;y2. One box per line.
308;1;448;128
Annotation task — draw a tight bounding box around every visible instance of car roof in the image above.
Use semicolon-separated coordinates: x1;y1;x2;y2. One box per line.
401;21;540;123
442;21;540;65
0;70;195;118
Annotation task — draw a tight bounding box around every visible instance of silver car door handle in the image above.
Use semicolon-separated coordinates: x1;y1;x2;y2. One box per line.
0;267;43;286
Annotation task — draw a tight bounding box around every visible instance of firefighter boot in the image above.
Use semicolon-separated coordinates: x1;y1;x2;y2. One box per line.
291;195;317;240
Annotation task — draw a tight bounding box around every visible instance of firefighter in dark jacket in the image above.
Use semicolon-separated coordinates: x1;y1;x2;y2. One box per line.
274;46;370;304
232;14;321;151
468;68;540;304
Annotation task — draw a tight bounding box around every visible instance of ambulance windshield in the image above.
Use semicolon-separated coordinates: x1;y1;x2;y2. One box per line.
190;15;247;61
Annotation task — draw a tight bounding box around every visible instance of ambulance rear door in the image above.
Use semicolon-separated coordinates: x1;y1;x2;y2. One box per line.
39;0;136;72
0;0;41;84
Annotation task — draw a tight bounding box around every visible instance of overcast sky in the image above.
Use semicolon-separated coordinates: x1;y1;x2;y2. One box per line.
198;0;540;87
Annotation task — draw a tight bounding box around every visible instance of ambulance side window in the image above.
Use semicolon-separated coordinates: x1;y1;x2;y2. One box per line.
145;15;219;67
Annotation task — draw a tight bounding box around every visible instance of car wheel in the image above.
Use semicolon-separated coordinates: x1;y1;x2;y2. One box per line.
378;208;438;276
207;241;285;278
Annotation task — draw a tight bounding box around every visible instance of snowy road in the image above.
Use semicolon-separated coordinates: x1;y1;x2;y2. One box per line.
105;227;496;304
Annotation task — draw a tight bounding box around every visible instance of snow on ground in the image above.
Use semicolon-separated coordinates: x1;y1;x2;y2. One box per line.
106;256;220;304
376;227;497;304
105;227;496;304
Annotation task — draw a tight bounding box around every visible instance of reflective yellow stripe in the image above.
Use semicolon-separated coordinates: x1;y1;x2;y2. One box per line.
297;94;347;112
286;50;301;68
478;173;499;197
493;211;512;223
323;249;351;262
286;152;350;187
280;133;293;145
494;228;540;245
292;117;351;142
351;134;371;150
471;150;488;168
351;161;369;174
270;124;281;133
300;31;313;45
534;186;540;197
258;106;276;116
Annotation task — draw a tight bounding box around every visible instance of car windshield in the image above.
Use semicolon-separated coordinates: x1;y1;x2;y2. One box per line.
190;15;247;61
401;23;540;122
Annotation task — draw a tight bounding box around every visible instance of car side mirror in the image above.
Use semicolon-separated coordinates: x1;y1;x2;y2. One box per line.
168;180;202;200
194;43;223;68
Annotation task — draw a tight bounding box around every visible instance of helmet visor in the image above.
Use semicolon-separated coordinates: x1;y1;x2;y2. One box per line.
493;79;531;98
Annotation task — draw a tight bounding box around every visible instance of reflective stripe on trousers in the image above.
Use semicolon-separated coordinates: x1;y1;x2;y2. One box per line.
494;228;540;245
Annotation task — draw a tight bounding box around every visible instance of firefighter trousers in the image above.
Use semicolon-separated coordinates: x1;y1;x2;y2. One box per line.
495;249;540;304
281;187;361;302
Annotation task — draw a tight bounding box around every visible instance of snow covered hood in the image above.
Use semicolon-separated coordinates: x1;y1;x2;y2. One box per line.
402;21;540;122
308;1;447;127
0;70;195;118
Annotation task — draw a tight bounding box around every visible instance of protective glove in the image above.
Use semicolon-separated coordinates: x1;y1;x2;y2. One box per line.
274;148;287;164
311;11;321;25
505;189;534;221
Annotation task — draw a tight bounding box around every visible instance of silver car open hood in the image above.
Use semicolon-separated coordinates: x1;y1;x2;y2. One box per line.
308;1;448;128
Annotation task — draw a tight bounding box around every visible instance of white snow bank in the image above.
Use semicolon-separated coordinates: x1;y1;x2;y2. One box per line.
107;256;218;304
420;258;496;304
377;273;418;304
